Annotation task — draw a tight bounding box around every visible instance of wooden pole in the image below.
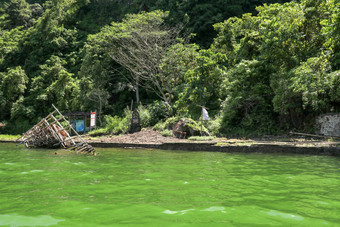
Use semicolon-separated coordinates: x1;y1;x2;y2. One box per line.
201;108;203;136
94;110;97;130
52;104;94;153
84;114;87;134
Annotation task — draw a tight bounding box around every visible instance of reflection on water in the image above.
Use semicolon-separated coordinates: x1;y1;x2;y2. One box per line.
0;143;339;226
0;214;64;226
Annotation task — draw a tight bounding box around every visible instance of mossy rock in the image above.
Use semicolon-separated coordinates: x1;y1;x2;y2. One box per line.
173;118;209;139
164;117;182;130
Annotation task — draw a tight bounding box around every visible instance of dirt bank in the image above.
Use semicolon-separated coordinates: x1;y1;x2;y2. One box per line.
3;128;339;156
84;128;189;144
81;128;340;156
83;128;339;146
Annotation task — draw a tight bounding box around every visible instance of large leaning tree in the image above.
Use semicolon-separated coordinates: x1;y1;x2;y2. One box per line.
87;10;182;104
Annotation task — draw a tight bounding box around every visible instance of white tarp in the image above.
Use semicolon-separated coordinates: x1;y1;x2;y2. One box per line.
202;107;209;120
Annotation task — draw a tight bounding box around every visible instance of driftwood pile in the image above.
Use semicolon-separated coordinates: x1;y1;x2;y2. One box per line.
17;104;95;154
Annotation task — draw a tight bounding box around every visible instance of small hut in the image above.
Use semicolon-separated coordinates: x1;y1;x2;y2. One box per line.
63;111;92;135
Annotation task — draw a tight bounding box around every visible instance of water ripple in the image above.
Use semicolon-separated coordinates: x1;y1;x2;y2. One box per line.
0;214;64;226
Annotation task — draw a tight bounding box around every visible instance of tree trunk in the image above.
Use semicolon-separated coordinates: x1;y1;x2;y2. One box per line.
136;85;140;104
98;98;103;126
136;76;140;104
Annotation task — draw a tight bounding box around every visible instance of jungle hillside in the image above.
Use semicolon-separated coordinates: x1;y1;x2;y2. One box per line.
0;0;339;136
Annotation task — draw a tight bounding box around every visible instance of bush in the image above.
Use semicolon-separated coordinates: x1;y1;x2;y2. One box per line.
188;136;216;141
220;96;279;137
161;129;173;137
187;118;209;136
137;105;152;128
118;115;130;134
2;119;32;134
88;128;108;136
148;100;172;125
104;115;122;133
152;120;165;131
154;117;210;138
153;116;179;131
171;118;209;138
163;116;179;130
115;107;132;134
90;107;132;136
205;116;222;136
103;114;130;134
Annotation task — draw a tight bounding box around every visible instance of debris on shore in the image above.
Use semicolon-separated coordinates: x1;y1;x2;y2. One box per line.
17;104;95;155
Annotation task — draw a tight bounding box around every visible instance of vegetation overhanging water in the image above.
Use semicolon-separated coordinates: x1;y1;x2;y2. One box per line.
0;143;339;226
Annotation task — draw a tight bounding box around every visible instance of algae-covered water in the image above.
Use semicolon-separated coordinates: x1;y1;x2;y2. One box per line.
0;143;339;226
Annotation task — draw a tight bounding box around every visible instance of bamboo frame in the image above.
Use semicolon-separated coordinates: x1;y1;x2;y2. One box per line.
17;104;95;154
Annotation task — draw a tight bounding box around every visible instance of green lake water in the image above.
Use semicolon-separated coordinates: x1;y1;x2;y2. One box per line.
0;143;339;226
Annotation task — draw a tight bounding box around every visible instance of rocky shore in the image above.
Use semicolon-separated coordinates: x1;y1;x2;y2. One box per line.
83;128;340;156
2;128;339;156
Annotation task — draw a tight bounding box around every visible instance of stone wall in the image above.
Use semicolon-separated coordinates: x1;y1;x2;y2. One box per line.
88;142;340;157
316;113;340;137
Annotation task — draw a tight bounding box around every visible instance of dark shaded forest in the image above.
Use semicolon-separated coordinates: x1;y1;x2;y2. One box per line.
0;0;339;136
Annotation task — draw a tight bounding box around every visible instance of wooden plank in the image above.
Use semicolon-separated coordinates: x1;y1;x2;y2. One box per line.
52;104;93;152
17;104;95;154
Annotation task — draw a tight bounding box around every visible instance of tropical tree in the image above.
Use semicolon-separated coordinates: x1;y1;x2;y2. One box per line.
0;66;28;120
158;42;200;104
175;49;227;118
212;0;340;133
29;56;80;116
3;0;32;29
87;10;181;104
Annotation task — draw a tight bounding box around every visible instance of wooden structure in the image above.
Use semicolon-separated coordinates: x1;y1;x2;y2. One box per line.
63;111;91;135
17;104;95;154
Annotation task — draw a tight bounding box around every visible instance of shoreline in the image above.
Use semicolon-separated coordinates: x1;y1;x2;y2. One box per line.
2;128;339;156
88;141;340;156
2;140;338;157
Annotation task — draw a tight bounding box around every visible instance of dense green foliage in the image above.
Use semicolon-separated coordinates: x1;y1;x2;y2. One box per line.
0;0;339;136
213;0;340;134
